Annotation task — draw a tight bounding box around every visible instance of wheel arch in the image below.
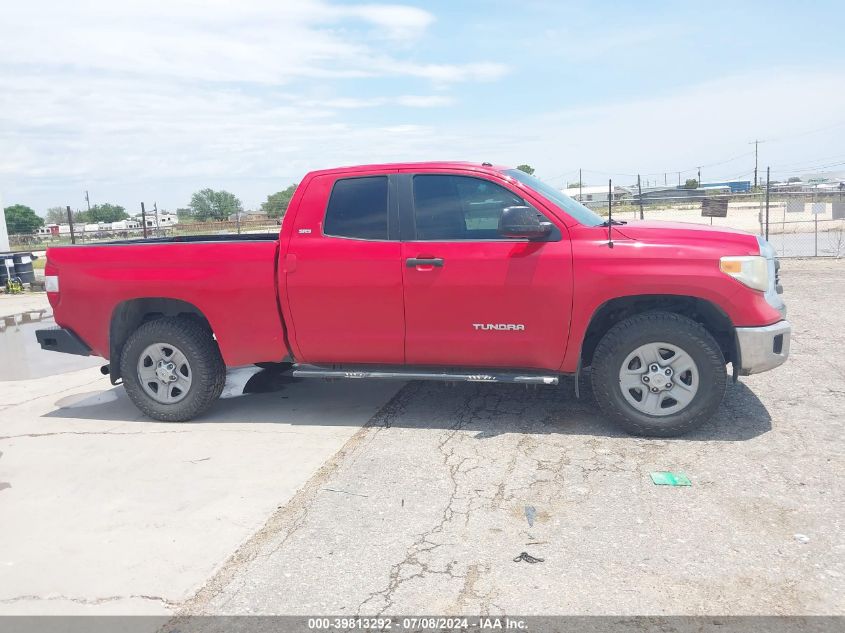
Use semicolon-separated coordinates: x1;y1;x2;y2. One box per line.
579;294;736;369
109;298;214;383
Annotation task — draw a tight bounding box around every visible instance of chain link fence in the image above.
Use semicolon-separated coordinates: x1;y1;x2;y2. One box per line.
583;189;845;257
6;190;845;258
8;217;282;252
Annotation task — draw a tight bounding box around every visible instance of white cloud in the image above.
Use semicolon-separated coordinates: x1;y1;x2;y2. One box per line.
342;4;435;40
2;3;842;213
395;95;454;107
0;0;505;208
488;69;845;185
301;95;454;108
0;0;493;85
4;67;845;210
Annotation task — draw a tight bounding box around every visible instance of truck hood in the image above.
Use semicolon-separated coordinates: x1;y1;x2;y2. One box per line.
612;220;760;254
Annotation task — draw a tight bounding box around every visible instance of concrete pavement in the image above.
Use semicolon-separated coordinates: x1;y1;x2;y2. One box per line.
183;259;844;616
0;293;402;614
2;260;844;617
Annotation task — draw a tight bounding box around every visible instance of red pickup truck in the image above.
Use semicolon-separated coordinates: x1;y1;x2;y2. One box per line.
36;162;790;436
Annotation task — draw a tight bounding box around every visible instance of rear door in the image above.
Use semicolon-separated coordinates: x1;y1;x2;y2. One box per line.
399;170;573;371
282;171;405;364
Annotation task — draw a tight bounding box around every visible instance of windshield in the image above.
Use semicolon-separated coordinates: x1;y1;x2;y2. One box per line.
504;169;604;227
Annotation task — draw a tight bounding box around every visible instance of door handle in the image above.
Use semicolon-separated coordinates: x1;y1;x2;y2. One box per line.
406;257;444;268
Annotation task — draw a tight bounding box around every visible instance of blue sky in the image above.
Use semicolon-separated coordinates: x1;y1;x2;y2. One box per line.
1;0;844;213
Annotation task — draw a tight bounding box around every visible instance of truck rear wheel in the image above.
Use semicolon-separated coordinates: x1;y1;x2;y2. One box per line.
120;317;226;422
590;311;726;437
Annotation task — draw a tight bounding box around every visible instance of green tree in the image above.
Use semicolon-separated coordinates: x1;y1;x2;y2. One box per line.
45;206;69;224
567;181;583;188
189;189;243;221
516;164;535;175
4;204;44;234
260;184;298;218
87;203;128;223
787;177;801;183
684;178;699;189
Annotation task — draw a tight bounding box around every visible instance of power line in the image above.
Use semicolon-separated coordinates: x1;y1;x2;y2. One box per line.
766;119;845;143
638;150;755;177
773;160;845;175
768;153;845;169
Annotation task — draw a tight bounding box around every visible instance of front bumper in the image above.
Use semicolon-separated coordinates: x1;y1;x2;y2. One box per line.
735;320;790;376
36;327;91;356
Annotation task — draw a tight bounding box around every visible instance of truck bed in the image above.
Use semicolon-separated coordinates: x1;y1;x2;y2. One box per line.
46;234;289;367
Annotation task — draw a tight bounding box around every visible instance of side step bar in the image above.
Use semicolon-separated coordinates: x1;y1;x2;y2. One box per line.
292;365;559;385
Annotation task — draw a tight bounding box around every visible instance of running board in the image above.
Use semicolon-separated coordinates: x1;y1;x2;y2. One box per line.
292;365;560;385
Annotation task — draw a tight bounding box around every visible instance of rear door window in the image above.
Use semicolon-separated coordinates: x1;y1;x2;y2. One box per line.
324;176;389;240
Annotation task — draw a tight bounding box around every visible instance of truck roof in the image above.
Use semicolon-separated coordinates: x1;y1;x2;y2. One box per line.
305;161;511;177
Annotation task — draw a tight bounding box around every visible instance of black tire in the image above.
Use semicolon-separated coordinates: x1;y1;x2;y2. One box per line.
590;311;727;437
120;317;226;422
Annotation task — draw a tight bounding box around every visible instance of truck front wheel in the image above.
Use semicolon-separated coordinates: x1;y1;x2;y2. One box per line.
590;311;727;437
120;317;226;422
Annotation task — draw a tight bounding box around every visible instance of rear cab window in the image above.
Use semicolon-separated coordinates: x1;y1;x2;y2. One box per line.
324;176;389;240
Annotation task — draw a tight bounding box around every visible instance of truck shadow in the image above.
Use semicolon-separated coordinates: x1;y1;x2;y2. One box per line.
42;369;772;442
354;378;771;442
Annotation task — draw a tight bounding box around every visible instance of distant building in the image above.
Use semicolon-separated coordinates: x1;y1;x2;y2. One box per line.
563;185;632;203
634;185;731;201
699;180;751;193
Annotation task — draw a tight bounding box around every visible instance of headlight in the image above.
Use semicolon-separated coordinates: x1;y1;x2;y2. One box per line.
720;256;769;291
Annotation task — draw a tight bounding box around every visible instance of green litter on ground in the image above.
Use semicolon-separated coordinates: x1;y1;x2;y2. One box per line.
650;471;692;486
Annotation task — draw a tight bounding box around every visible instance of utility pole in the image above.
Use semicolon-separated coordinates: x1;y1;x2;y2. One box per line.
765;166;770;241
637;174;644;220
750;139;765;189
84;191;91;213
66;205;76;245
579;169;582;201
677;172;681;186
697;167;702;187
664;173;667;186
141;202;148;239
606;179;613;248
154;201;159;236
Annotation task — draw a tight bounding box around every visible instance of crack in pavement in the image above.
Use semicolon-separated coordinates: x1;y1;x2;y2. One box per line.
0;377;107;411
0;428;321;441
177;384;415;616
0;593;177;608
350;383;693;615
356;388;515;615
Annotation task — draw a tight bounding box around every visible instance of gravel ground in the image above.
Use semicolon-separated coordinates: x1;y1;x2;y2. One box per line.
181;258;845;616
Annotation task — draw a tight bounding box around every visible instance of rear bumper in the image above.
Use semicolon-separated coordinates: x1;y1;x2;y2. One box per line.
36;327;91;356
736;320;790;376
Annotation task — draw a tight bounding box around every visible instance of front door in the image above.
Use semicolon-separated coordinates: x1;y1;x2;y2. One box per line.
400;172;573;371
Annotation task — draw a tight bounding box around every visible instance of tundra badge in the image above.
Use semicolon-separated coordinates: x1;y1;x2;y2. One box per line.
473;323;525;331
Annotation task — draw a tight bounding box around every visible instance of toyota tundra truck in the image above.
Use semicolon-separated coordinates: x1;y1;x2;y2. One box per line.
35;162;790;436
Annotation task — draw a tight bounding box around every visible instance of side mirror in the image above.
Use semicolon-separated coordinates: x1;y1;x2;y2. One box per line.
498;206;552;239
